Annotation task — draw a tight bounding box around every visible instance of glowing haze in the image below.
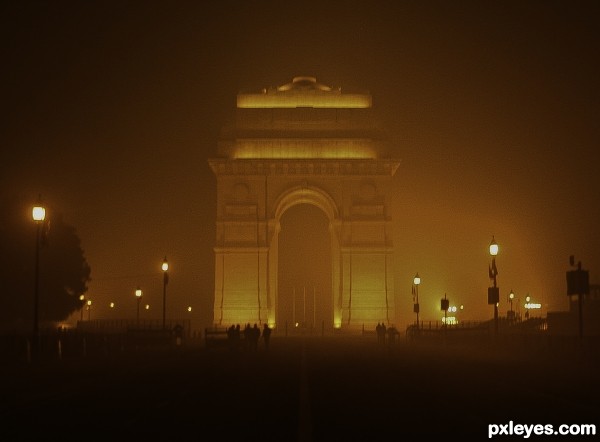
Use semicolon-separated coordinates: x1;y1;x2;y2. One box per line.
1;1;598;332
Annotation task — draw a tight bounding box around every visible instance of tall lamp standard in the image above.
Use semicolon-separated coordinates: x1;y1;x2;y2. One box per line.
86;300;92;320
135;287;143;326
508;289;515;323
79;295;85;321
488;236;500;334
162;256;169;330
32;196;46;340
412;273;421;330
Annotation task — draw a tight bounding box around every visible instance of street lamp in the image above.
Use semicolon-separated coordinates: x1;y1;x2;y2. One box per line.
162;256;169;330
412;273;421;330
525;294;531;319
508;289;515;323
441;293;449;326
135;287;143;326
79;295;85;321
86;299;92;320
32;195;46;340
488;236;500;334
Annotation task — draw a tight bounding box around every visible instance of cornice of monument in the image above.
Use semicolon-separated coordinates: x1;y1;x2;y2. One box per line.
208;158;401;177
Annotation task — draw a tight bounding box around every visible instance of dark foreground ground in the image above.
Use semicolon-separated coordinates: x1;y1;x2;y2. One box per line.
1;334;598;441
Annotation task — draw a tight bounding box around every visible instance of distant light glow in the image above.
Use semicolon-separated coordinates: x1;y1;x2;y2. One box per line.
442;316;457;325
187;306;192;312
110;302;115;308
145;304;149;310
525;303;541;309
414;273;421;285
162;257;169;272
135;288;142;298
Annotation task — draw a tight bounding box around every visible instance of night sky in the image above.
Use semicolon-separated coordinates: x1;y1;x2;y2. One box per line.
2;1;599;331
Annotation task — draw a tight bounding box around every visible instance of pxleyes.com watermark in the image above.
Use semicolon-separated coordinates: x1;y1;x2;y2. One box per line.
488;421;596;438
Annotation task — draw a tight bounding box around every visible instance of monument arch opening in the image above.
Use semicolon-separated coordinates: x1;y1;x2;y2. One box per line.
277;202;332;333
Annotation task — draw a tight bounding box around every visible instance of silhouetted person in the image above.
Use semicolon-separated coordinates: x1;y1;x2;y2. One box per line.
173;323;184;346
251;323;260;351
244;323;252;351
376;322;387;345
387;325;398;345
235;324;241;349
262;323;272;350
227;324;236;351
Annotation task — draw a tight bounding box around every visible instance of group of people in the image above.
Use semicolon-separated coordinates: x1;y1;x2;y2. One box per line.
376;322;399;345
226;322;272;351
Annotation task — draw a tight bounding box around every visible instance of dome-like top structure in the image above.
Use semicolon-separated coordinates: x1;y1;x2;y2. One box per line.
277;76;332;92
237;76;370;109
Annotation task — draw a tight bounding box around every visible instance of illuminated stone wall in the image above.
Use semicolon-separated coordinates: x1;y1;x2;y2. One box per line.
209;77;400;331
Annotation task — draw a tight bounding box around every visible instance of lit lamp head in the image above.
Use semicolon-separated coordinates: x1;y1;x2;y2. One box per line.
32;203;46;222
526;295;531;303
413;273;421;286
79;295;85;302
162;256;169;272
509;290;515;300
489;236;499;256
136;287;143;298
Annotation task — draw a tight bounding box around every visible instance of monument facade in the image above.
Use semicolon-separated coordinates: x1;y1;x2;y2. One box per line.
209;77;400;331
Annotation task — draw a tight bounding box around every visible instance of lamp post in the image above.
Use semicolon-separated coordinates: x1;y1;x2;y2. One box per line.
566;256;590;341
441;293;449;324
162;256;169;330
525;294;531;320
135;287;143;326
488;236;500;334
32;196;46;340
508;289;515;323
413;273;420;330
79;295;85;321
86;300;92;320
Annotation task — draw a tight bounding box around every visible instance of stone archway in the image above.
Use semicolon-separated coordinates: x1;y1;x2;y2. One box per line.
276;201;333;332
209;77;400;332
271;185;340;330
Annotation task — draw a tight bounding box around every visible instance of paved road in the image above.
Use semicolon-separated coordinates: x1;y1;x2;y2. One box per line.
1;335;598;441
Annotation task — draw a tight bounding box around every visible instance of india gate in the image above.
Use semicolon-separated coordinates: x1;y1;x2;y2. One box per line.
209;77;400;332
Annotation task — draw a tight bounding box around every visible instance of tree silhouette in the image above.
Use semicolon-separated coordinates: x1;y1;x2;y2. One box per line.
0;193;91;330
